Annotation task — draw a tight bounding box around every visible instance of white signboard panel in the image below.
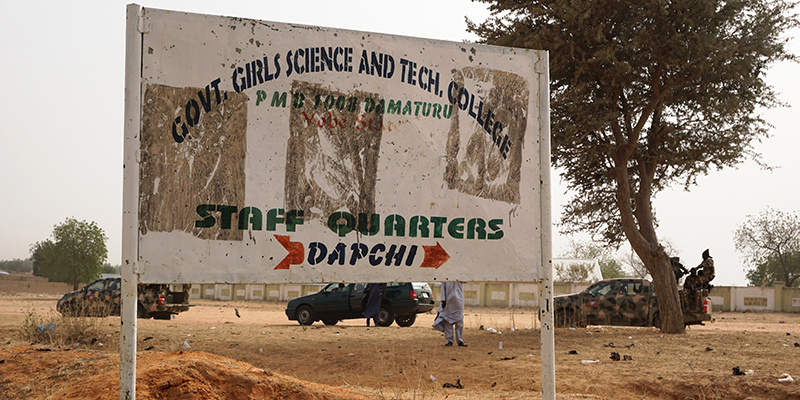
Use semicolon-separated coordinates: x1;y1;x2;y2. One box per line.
129;7;549;284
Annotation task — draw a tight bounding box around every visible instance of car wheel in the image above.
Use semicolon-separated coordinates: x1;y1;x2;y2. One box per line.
395;314;416;327
377;304;394;327
296;305;315;326
322;318;339;326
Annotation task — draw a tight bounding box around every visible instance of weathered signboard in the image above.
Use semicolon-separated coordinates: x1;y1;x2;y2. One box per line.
128;7;550;284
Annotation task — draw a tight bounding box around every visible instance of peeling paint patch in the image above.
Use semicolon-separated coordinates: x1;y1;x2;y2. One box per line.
285;81;382;223
139;83;248;240
444;67;529;204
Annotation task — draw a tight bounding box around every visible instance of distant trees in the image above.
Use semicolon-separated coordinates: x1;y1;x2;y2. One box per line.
553;260;593;283
101;263;121;275
558;239;627;280
30;218;108;290
735;208;800;287
0;258;33;273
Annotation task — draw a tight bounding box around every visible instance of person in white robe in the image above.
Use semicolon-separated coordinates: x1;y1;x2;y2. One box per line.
432;281;466;346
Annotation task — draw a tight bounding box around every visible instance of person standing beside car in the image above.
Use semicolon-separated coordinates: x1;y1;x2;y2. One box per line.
362;283;386;327
432;281;466;347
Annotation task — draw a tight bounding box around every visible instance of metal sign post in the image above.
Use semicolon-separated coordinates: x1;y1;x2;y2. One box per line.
121;4;143;399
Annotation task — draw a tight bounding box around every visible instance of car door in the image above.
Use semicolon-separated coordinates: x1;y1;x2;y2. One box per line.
103;279;122;315
617;280;647;325
349;283;368;316
313;283;352;320
583;280;618;325
84;279;108;316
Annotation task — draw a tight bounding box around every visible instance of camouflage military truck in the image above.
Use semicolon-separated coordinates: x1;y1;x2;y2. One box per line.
553;278;712;328
56;277;191;320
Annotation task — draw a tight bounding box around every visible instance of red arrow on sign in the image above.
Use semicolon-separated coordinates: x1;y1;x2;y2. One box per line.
274;235;304;270
420;242;450;269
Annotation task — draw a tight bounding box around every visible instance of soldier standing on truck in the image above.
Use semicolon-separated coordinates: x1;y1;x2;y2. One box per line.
683;249;715;291
696;249;715;291
683;249;715;310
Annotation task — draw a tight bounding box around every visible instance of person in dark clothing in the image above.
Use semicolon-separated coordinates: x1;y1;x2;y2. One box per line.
363;283;386;327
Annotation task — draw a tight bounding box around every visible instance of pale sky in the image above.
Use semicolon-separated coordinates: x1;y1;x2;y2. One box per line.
0;1;797;286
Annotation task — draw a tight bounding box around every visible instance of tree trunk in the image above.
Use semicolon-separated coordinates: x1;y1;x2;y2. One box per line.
613;146;685;333
641;250;685;333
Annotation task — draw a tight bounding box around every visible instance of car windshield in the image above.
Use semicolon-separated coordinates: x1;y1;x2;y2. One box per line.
323;283;348;293
587;281;617;297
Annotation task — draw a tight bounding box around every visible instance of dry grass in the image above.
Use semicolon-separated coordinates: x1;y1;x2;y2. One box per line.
18;308;111;348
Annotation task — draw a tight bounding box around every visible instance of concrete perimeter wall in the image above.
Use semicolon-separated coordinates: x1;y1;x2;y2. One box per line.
182;281;800;314
5;274;798;314
0;273;72;295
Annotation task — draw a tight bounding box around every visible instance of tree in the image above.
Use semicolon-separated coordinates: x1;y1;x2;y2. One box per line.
558;239;627;279
30;218;108;290
553;260;593;282
735;207;800;287
101;263;121;274
468;0;797;333
622;249;651;280
0;258;33;273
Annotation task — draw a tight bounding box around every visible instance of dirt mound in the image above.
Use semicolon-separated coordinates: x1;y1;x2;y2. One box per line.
0;346;377;400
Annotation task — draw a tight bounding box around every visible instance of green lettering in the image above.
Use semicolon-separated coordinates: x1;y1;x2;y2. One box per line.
292;92;305;108
387;100;402;114
285;209;304;232
255;90;267;106
238;207;263;230
447;218;465;239
217;205;238;230
430;216;447;238
266;208;284;231
409;216;430;238
467;218;486;239
384;215;405;236
488;219;504;240
270;91;287;107
358;213;380;236
402;101;413;115
195;204;217;228
328;211;356;237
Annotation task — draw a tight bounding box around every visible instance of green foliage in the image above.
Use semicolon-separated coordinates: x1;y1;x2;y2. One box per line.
101;263;120;274
558;239;627;279
554;261;593;282
599;259;627;280
0;258;33;273
735;208;800;287
469;0;797;333
30;217;108;290
469;0;797;244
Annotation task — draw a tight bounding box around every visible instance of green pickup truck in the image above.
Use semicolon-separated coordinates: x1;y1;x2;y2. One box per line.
553;278;712;328
57;277;192;320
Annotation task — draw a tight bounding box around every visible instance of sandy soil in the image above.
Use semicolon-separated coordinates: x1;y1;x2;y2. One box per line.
2;294;800;399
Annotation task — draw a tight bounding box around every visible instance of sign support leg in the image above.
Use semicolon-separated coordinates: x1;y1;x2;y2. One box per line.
536;50;556;400
121;4;143;400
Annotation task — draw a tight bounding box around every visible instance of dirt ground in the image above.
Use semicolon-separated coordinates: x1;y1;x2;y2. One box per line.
2;294;800;399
